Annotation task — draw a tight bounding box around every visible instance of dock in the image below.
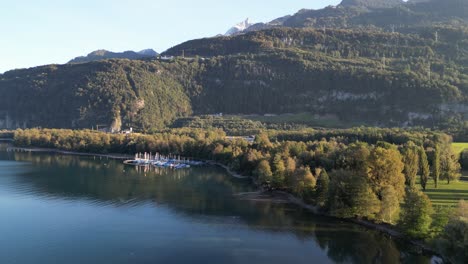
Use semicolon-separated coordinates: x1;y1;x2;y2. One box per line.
124;152;204;169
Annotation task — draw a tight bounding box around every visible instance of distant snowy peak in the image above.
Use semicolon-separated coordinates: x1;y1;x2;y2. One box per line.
225;18;254;36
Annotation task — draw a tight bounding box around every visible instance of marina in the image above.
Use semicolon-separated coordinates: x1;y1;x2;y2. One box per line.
124;152;204;169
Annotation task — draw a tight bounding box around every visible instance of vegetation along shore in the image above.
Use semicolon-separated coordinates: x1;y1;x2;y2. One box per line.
7;127;468;263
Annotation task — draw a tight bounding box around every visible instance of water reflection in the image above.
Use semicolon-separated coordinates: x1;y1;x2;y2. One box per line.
0;146;435;263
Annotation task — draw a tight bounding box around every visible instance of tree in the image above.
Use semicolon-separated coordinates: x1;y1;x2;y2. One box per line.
255;160;272;185
430;205;451;237
292;166;316;199
284;157;297;187
402;143;419;187
377;186;400;224
432;146;441;188
340;142;370;174
441;149;461;184
367;146;406;202
316;169;330;208
272;154;286;188
254;132;273;150
329;170;380;220
296;166;317;198
460;149;468;170
437;200;468;264
419;147;430;191
303;166;316;195
399;187;433;238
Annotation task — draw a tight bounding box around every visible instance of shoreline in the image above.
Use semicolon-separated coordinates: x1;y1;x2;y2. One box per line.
6;145;441;258
6;146;133;160
206;161;250;179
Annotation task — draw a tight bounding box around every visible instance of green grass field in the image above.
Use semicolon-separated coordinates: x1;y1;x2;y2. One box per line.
421;180;468;206
452;142;468;155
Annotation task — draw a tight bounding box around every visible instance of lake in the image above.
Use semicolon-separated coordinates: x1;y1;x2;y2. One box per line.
0;144;437;264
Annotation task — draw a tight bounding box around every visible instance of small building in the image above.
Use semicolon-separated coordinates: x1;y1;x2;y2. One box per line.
160;56;174;61
122;127;133;134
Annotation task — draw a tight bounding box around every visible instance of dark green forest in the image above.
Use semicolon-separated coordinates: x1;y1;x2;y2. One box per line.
0;0;467;134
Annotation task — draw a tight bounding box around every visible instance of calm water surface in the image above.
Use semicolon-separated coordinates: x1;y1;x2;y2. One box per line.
0;144;436;264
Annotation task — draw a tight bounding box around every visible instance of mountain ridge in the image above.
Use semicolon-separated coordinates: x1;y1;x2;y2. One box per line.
0;0;466;132
68;49;158;64
221;0;468;35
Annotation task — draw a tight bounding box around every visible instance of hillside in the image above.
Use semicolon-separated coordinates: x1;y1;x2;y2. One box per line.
0;60;192;131
69;49;158;64
242;0;467;34
0;0;467;132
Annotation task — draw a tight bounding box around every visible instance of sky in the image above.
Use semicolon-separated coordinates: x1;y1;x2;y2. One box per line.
0;0;341;73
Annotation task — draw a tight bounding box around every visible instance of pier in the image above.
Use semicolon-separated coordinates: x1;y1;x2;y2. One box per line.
124;152;204;169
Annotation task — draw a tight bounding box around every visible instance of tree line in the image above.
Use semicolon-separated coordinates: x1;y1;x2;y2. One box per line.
12;128;464;234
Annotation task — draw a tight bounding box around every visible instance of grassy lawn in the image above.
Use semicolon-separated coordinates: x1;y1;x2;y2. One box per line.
452;142;468;155
421;180;468;207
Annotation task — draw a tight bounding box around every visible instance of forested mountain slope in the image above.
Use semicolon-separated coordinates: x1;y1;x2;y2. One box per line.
0;60;192;131
0;0;466;132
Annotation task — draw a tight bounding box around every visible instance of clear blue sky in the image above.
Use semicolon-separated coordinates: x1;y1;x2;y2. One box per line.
1;0;341;73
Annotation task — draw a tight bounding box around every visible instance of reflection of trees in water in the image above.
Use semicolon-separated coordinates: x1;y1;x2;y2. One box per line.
10;152;254;214
8;151;431;263
315;226;401;263
0;143;9;152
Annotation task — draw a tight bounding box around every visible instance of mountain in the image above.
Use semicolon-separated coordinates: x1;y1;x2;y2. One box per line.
137;49;158;56
339;0;403;9
68;49;158;64
224;0;467;34
0;0;466;131
225;18;254;36
0;60;191;131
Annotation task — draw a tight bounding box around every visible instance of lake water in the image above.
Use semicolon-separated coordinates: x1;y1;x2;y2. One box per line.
0;144;437;264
